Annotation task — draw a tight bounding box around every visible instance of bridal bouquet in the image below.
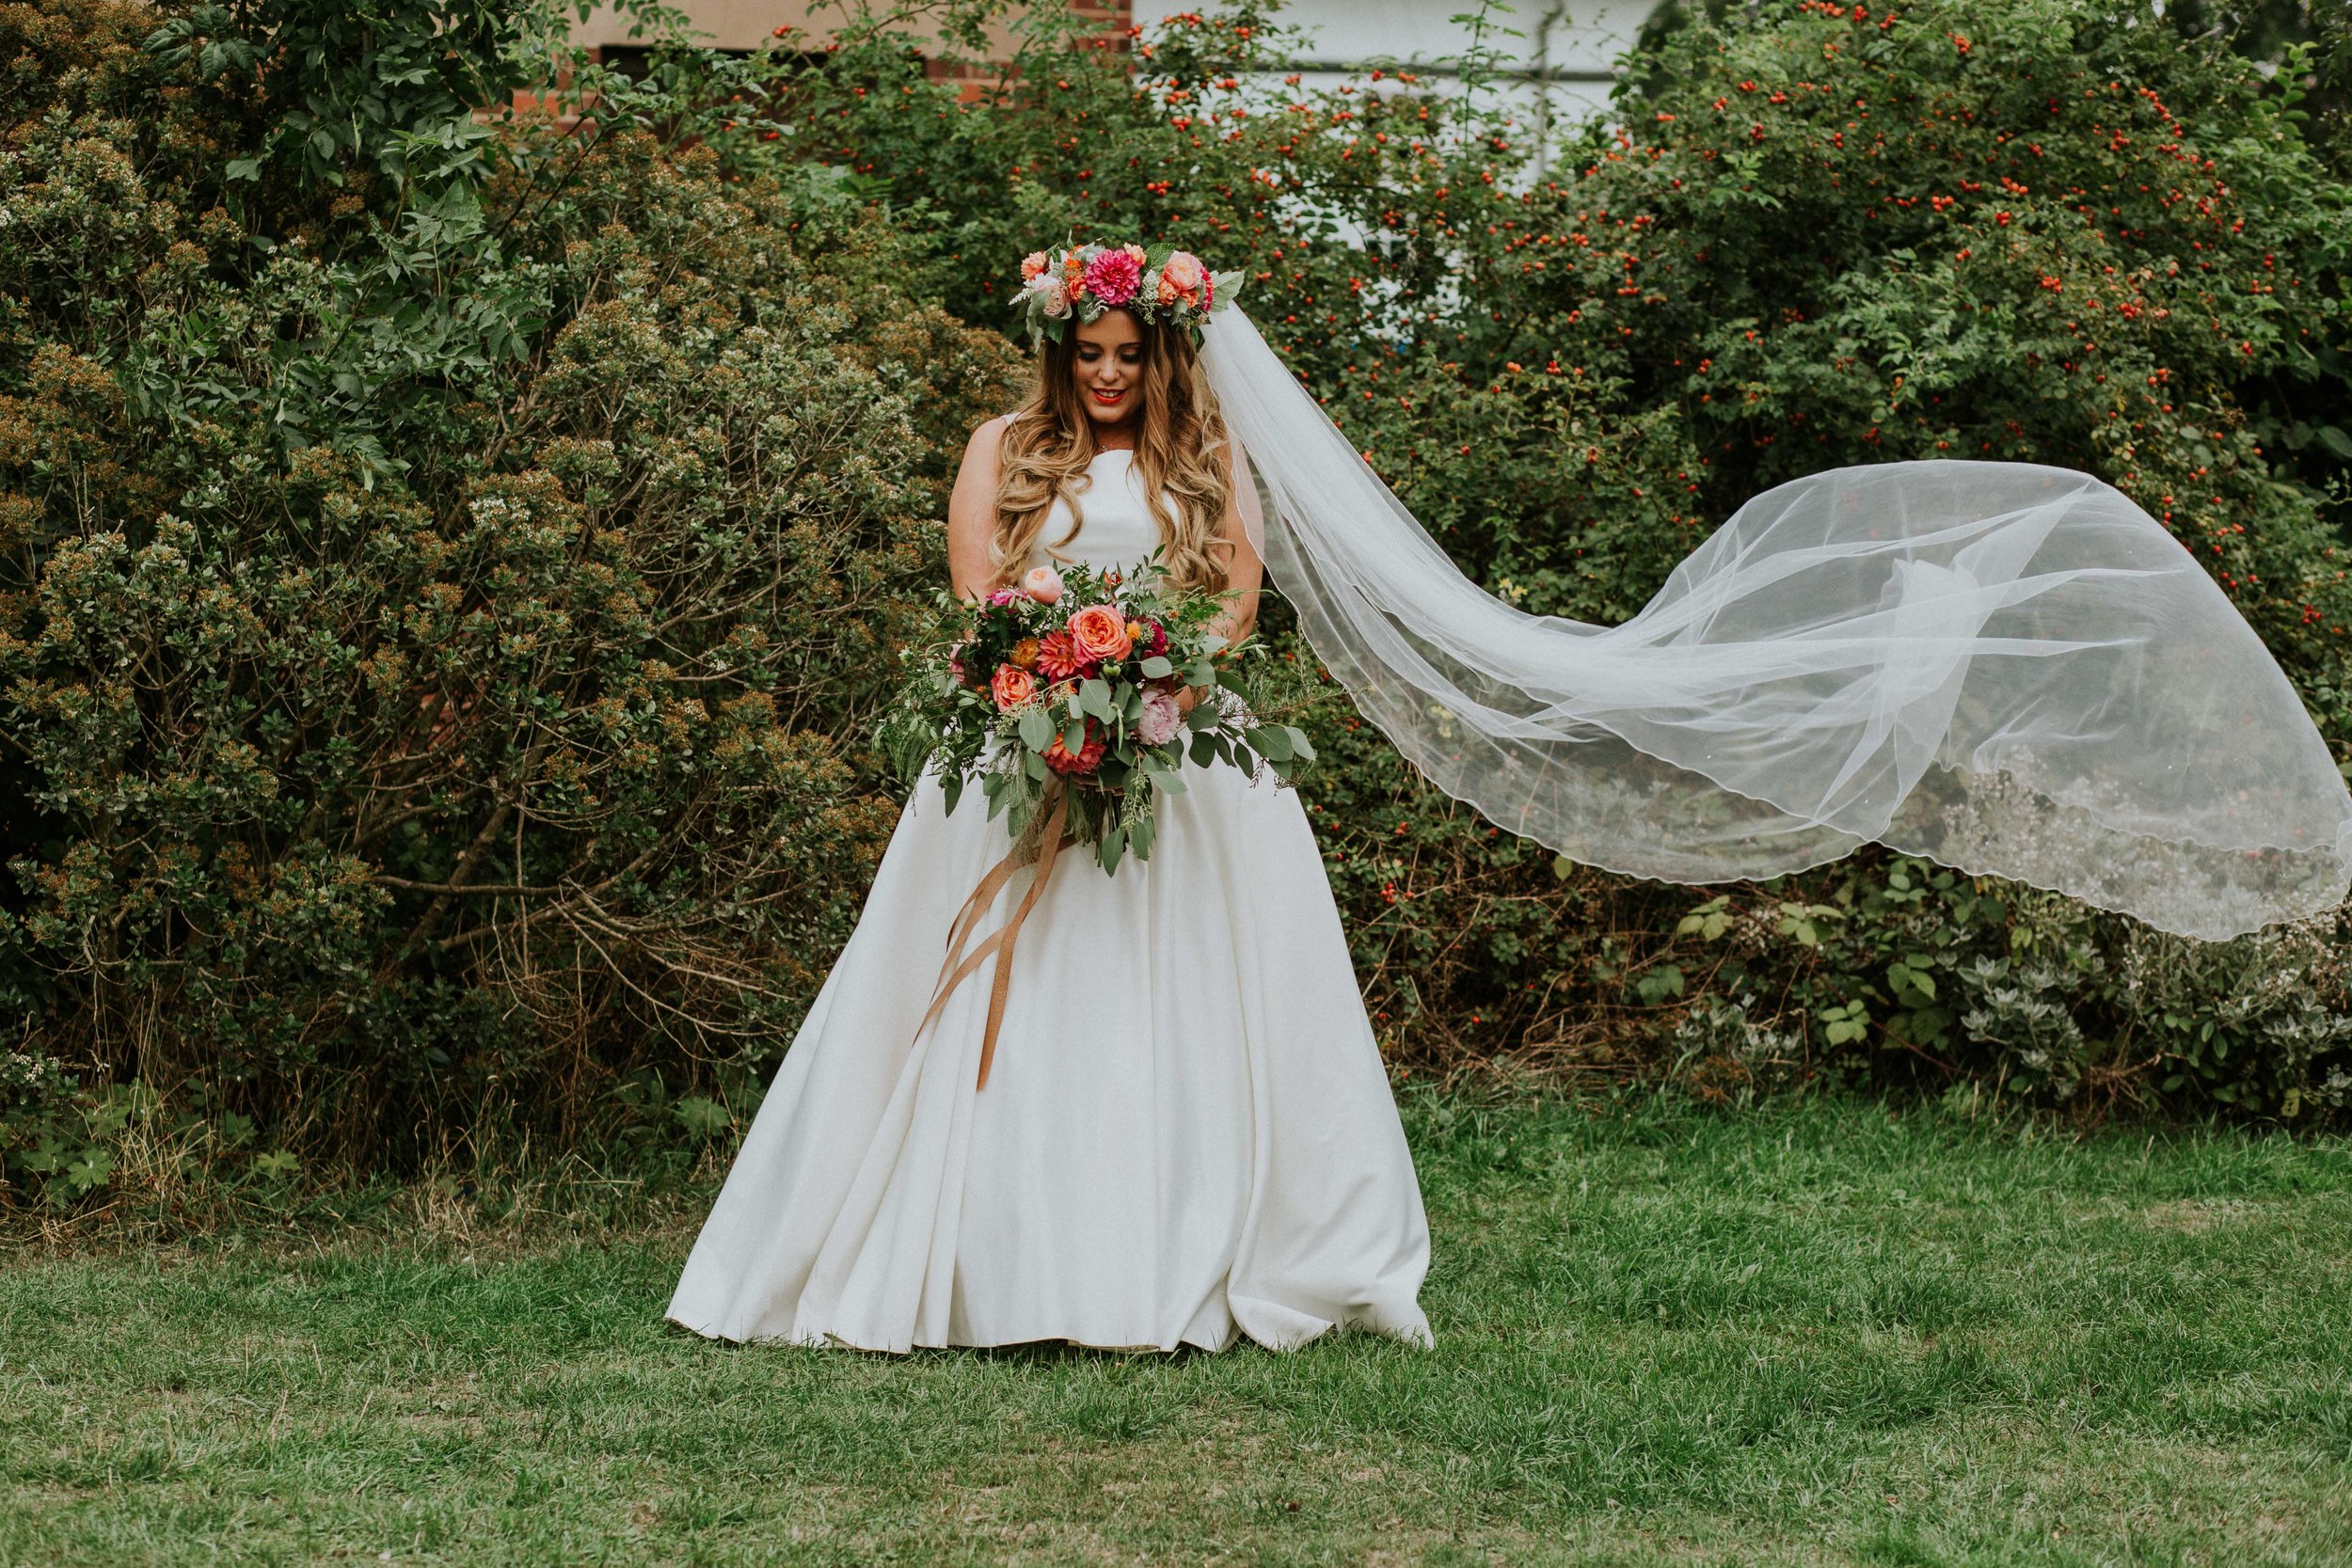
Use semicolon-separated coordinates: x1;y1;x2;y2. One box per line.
882;557;1315;873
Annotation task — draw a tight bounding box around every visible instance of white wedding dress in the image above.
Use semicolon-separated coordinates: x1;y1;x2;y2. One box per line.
666;447;1435;1354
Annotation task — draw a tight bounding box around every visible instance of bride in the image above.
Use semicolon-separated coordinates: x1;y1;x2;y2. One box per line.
665;245;1437;1354
670;240;2352;1354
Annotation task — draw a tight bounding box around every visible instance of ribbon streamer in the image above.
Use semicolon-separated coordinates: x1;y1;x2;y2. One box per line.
913;781;1077;1089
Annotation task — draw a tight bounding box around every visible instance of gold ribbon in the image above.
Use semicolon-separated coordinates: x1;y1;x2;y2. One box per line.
914;781;1078;1090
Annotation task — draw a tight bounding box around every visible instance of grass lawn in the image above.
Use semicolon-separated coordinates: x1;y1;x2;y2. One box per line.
3;1087;2348;1566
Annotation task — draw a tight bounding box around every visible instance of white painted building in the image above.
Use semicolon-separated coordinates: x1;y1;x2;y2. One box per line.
578;0;1658;141
1269;0;1650;136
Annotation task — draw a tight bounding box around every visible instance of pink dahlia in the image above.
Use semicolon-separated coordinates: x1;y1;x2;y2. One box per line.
1082;246;1143;309
1034;629;1092;682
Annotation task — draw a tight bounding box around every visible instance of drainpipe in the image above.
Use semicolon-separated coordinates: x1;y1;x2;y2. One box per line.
1531;0;1566;179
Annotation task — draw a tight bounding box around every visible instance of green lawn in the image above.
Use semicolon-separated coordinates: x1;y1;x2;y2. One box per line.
3;1089;2348;1566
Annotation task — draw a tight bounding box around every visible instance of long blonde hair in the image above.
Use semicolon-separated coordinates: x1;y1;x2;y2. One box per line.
988;311;1234;594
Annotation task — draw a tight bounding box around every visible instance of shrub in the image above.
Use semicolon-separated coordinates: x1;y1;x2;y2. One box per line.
799;0;2352;1120
8;0;2351;1214
0;0;1023;1198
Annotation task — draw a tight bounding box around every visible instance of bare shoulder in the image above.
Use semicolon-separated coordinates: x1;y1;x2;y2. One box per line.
966;412;1013;455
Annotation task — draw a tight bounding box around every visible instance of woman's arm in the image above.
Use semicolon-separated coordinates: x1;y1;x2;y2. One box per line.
1211;439;1263;647
946;416;1009;600
1182;441;1265;713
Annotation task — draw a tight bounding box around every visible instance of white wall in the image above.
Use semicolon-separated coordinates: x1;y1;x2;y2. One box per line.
1258;0;1655;137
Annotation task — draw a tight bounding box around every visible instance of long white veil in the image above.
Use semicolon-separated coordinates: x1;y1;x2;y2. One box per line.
1198;304;2352;941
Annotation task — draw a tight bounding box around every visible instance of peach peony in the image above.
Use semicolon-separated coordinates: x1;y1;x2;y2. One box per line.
991;665;1037;711
1021;250;1048;280
1067;604;1134;661
1022;564;1064;604
1162;251;1205;293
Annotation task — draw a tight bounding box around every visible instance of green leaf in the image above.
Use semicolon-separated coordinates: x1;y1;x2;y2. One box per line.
1189;731;1218;767
1283;727;1317;764
1079;678;1113;721
1018;708;1054;752
1246;725;1293;762
1062;717;1088;753
1139;656;1174;678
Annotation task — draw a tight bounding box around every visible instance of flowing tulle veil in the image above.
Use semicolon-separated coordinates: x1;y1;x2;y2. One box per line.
1196;303;2352;942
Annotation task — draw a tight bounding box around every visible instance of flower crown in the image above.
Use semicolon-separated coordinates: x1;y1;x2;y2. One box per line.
1011;241;1246;346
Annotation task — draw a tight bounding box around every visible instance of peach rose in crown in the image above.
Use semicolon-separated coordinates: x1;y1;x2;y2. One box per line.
1022;564;1064;604
1021;250;1049;281
1163;251;1205;295
1067;604;1134;661
991;664;1037;711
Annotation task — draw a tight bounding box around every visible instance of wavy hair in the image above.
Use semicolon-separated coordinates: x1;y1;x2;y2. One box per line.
988;311;1234;594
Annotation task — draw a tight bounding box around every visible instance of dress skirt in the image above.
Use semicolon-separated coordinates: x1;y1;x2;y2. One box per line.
664;756;1435;1354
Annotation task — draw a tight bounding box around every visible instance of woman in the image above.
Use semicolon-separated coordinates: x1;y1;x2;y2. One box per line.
666;247;1437;1354
672;235;2352;1353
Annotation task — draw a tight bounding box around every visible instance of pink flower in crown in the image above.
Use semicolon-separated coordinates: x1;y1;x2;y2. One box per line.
1162;251;1205;296
1021;250;1048;281
1083;246;1143;308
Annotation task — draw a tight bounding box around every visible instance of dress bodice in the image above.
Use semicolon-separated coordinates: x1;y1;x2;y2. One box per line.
1033;449;1164;574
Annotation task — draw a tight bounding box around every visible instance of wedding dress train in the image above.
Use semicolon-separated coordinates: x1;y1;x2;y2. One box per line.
667;448;1434;1353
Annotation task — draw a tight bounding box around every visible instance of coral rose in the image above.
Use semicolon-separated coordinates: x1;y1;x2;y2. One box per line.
1022;564;1064;603
991;665;1037;711
1044;718;1106;776
1162;251;1205;293
1083;247;1143;309
1067;604;1134;661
